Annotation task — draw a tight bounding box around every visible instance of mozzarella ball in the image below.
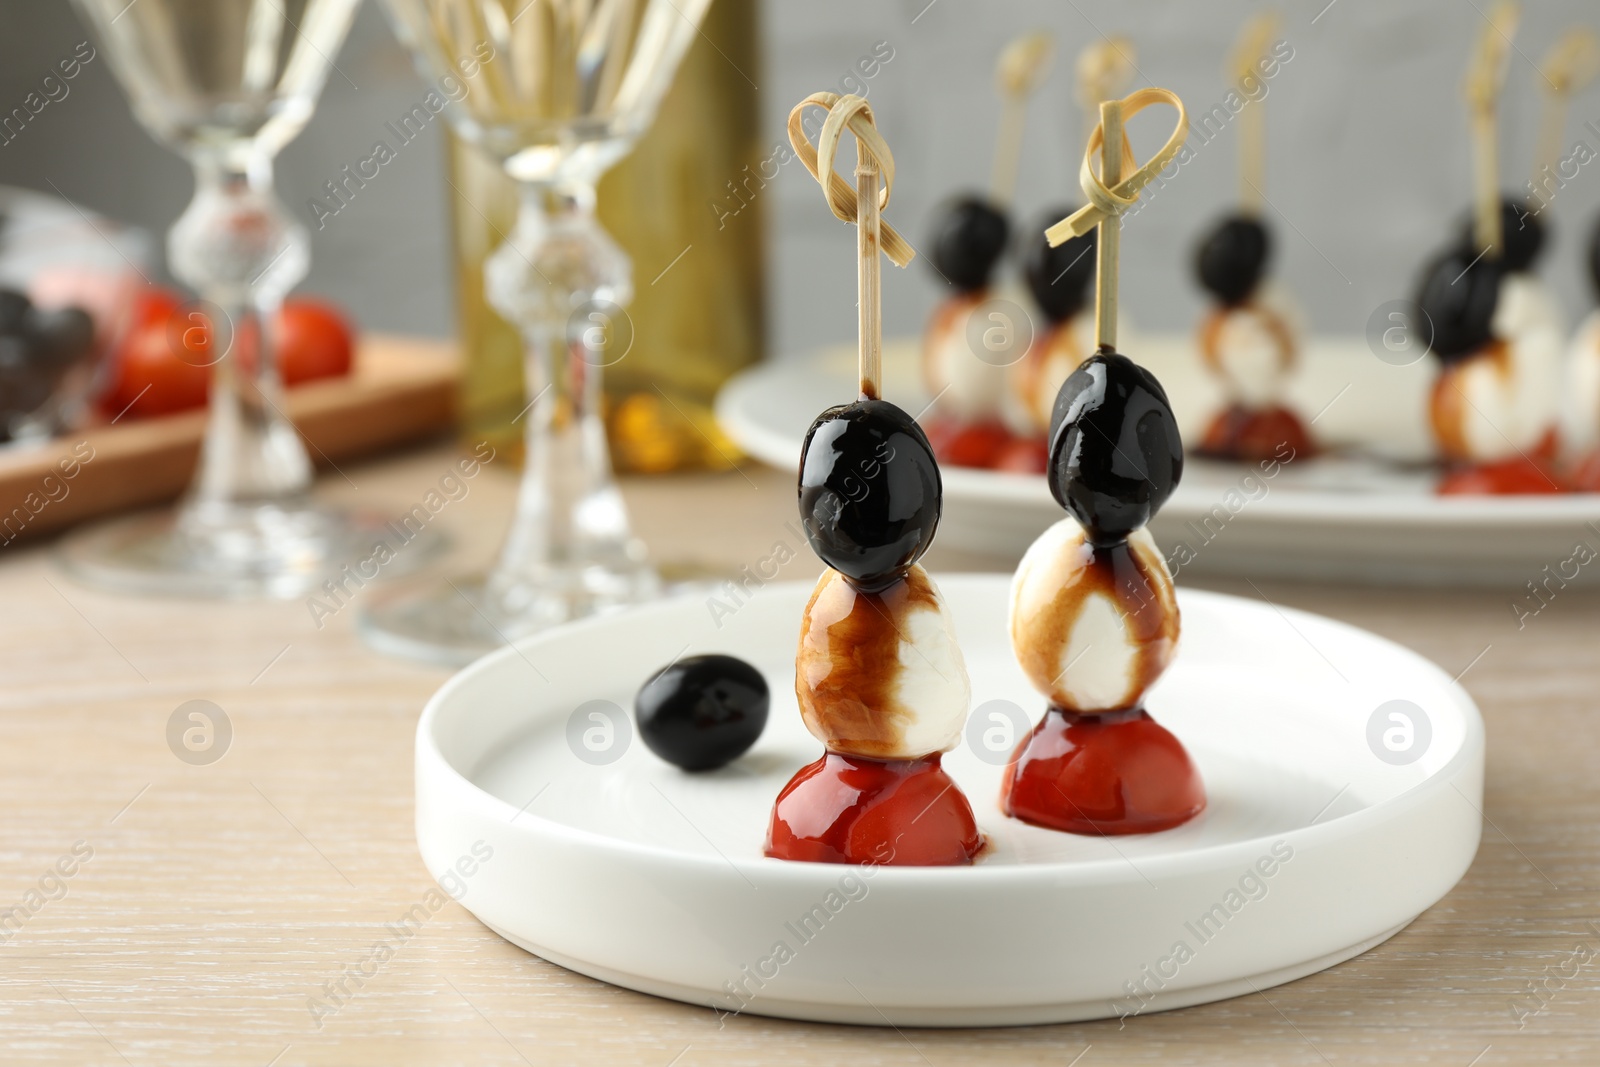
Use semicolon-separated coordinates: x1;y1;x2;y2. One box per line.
1009;518;1179;714
1432;329;1561;462
1002;312;1095;436
1199;281;1301;409
795;565;970;760
1496;272;1564;450
1496;272;1567;342
923;292;1010;424
1561;309;1600;453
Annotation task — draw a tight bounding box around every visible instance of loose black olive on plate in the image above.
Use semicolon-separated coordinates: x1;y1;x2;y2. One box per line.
1023;210;1096;324
1457;197;1543;273
1413;243;1503;364
1195;214;1271;306
798;399;941;591
927;195;1010;293
1047;352;1183;547
635;654;769;772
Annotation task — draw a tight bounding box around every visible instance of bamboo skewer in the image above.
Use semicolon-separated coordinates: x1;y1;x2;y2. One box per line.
1531;28;1600;194
990;30;1056;207
1076;37;1135;140
1095;99;1125;353
856;149;882;399
1470;109;1502;254
1046;88;1189;353
1228;12;1279;213
786;93;915;402
1464;1;1519;256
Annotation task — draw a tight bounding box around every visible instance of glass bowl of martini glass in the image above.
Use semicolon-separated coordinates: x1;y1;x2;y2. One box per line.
62;0;440;598
360;0;711;664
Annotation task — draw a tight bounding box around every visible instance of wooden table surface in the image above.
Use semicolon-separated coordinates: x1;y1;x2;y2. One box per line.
2;440;1597;1066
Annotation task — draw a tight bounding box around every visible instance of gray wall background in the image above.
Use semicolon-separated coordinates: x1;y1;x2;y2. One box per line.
4;0;1600;356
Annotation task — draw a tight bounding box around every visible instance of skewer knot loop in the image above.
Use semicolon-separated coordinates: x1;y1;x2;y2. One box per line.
1045;87;1188;247
787;92;915;267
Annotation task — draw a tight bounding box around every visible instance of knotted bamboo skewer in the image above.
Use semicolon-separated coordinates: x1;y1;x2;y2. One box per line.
787;93;914;401
1464;1;1519;256
1228;11;1279;213
1047;88;1189;353
1076;36;1136;136
1531;27;1600;191
991;30;1056;208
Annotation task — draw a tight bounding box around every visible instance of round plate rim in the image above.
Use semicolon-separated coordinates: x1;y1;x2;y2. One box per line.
417;576;1486;886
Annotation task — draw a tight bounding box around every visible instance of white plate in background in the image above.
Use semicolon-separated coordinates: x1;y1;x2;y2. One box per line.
717;337;1600;584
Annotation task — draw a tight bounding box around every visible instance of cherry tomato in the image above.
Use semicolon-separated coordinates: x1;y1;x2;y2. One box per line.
935;420;1014;469
992;436;1048;474
99;292;355;420
276;298;354;386
1437;457;1565;495
1568;450;1600;493
128;287;181;331
98;291;210;419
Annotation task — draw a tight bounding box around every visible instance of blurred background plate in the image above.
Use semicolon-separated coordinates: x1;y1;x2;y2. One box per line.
718;336;1600;585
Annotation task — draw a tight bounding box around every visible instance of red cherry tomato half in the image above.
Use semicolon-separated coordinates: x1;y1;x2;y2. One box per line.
99;292;355;420
992;437;1048;474
1437;457;1565;495
936;420;1015;469
275;297;354;386
129;287;181;330
98;290;210;419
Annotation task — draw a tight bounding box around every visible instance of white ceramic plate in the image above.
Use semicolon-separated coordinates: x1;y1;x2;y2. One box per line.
716;337;1600;584
416;575;1483;1026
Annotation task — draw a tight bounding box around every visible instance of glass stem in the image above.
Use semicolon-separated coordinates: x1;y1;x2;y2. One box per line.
170;153;312;524
485;180;652;616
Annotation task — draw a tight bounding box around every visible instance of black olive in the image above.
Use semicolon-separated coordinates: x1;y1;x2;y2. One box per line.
635;654;769;772
1413;243;1502;364
26;306;95;367
0;335;55;417
1024;210;1096;324
798;398;940;590
1047;352;1183;546
1195;214;1271;306
0;289;30;335
1458;197;1544;273
928;195;1010;293
1587;214;1600;303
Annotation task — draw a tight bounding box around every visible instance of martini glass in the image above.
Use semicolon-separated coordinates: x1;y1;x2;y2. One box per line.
62;0;436;598
361;0;710;663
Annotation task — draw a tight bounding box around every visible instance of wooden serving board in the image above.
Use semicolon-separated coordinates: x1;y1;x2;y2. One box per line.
0;334;457;545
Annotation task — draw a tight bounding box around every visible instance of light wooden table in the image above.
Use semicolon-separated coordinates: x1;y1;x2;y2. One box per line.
2;442;1597;1066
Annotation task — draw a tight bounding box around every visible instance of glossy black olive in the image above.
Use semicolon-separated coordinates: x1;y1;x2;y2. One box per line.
1413;243;1502;364
1047;352;1183;546
0;335;55;417
928;195;1010;293
636;654;769;772
798;399;940;590
0;289;29;335
1195;214;1271;306
1458;197;1544;273
1024;211;1096;324
27;306;95;367
1587;214;1600;303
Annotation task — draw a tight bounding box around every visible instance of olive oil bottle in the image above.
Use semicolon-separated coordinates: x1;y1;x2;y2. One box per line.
448;0;763;472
